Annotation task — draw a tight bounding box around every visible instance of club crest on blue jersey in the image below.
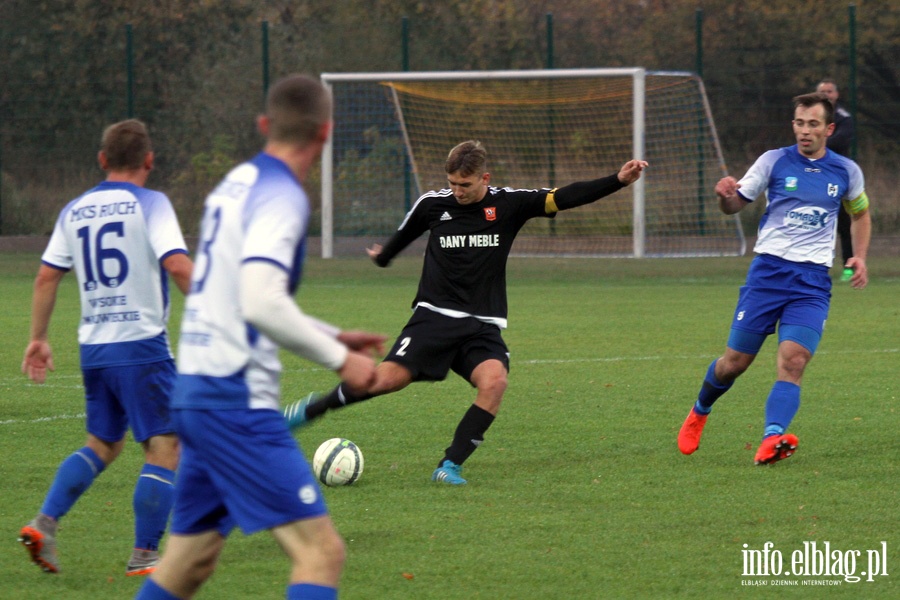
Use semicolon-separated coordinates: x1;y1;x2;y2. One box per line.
827;184;839;197
784;177;798;191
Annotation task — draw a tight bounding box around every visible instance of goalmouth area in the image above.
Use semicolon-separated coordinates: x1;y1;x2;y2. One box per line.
320;68;744;259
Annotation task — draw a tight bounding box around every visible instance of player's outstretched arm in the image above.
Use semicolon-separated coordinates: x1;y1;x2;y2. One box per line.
240;261;348;367
617;159;649;185
552;160;647;212
337;351;378;395
239;261;381;392
366;244;383;262
338;331;388;357
715;176;749;215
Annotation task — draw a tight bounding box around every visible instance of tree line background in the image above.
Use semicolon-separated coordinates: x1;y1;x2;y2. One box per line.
1;0;897;238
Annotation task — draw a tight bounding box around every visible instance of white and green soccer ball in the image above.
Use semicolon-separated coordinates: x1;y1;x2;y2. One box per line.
313;438;364;486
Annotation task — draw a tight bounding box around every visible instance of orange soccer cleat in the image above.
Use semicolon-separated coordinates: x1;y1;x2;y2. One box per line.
754;433;799;465
677;409;709;455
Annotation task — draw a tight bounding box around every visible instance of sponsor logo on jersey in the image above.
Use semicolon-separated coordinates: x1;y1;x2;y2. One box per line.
484;207;497;221
440;211;452;221
438;234;500;248
783;206;828;230
785;177;798;192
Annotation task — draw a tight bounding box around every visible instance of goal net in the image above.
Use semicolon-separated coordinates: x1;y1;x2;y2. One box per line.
320;69;744;258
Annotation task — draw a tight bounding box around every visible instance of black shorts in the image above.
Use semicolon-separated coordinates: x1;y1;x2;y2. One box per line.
385;308;510;384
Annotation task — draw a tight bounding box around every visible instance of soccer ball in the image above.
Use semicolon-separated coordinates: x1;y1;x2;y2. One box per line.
312;438;364;486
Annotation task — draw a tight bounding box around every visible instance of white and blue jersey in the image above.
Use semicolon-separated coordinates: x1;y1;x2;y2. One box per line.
738;145;865;267
42;182;187;368
176;153;309;411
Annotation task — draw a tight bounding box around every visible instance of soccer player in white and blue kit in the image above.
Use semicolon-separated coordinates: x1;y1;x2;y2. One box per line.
678;92;871;465
136;75;383;600
19;120;193;575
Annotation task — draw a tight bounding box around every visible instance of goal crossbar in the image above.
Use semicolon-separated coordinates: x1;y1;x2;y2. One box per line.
320;68;743;259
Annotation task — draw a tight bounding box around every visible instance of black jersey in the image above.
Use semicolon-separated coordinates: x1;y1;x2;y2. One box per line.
375;186;553;327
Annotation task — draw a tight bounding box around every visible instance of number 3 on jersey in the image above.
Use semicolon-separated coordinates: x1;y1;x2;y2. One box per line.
191;205;222;294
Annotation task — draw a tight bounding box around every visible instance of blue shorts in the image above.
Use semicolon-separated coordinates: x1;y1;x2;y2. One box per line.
83;359;176;443
727;254;831;355
169;408;328;537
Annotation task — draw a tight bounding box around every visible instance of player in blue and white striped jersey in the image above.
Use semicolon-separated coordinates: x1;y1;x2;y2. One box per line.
20;120;193;576
678;92;871;465
136;75;384;600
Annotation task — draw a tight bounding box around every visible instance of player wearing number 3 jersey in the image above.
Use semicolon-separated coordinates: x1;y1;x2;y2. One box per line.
287;140;647;485
20;119;192;576
136;75;385;600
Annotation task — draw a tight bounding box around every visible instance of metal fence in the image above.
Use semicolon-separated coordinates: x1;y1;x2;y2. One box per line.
1;9;897;238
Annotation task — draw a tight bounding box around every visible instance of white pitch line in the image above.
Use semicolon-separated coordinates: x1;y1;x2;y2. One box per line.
521;347;898;365
0;413;85;426
1;348;894;427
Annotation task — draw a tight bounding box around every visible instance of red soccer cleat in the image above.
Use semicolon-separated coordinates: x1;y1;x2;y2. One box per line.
678;409;709;455
754;433;799;465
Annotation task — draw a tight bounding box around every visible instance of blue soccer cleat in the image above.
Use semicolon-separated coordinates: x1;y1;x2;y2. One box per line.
431;460;467;485
283;393;318;430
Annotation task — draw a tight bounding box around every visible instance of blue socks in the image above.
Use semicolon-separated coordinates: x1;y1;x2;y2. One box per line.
40;449;175;552
763;380;801;439
287;583;337;600
135;578;181;600
136;572;337;599
694;359;733;414
133;464;176;551
41;446;106;519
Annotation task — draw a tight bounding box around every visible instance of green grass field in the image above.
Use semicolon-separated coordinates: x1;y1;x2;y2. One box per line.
1;252;897;599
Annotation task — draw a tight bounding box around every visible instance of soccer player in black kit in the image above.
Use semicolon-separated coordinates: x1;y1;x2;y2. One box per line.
286;141;647;484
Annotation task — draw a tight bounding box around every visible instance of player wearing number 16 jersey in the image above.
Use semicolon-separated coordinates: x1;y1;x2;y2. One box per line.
20;119;192;576
287;140;647;485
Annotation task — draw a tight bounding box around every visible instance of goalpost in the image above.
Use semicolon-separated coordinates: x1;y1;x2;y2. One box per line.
320;69;744;259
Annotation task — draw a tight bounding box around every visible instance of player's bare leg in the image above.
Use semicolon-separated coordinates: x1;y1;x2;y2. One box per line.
272;515;345;589
137;530;225;598
470;359;508;416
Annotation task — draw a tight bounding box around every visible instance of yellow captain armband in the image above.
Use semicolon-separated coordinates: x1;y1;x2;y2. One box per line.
843;192;869;215
545;188;559;214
